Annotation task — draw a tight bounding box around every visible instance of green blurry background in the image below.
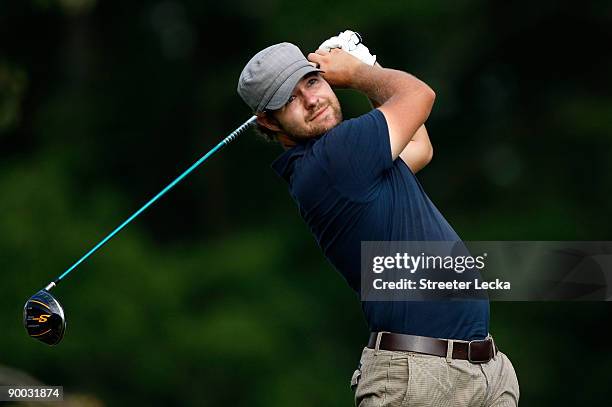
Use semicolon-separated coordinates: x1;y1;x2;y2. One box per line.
1;1;611;405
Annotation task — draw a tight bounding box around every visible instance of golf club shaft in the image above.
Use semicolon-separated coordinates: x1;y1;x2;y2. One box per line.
46;116;257;290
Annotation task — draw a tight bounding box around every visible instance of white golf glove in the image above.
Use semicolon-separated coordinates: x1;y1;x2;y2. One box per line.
319;30;377;66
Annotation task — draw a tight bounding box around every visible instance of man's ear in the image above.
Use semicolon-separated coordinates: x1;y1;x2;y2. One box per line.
257;112;282;132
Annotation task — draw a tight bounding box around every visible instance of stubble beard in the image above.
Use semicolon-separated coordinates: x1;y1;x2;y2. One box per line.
281;99;343;140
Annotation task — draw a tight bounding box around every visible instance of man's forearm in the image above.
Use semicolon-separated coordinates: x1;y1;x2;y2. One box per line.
366;61;401;109
367;62;383;108
350;64;432;109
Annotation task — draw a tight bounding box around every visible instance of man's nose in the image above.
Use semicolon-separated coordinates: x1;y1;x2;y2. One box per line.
303;90;319;109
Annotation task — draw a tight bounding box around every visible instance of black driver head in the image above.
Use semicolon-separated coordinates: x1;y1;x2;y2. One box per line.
23;290;66;345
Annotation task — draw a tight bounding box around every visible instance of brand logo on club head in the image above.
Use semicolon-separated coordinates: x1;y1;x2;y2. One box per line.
33;314;51;323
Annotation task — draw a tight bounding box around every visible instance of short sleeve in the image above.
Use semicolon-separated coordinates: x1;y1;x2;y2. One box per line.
316;109;393;200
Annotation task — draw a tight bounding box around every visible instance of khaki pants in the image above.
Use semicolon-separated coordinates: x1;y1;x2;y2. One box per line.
351;341;519;406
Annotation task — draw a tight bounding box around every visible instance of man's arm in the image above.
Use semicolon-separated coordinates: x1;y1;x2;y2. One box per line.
369;93;433;173
308;49;435;161
400;125;433;173
367;62;433;173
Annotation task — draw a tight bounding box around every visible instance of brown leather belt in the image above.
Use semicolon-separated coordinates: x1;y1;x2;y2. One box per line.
367;332;497;364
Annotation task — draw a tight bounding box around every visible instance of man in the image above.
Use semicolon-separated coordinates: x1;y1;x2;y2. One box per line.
237;32;519;406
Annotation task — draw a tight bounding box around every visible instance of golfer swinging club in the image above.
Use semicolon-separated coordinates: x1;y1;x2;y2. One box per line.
237;31;519;406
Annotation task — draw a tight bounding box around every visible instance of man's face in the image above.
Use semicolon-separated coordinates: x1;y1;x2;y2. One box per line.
270;73;342;139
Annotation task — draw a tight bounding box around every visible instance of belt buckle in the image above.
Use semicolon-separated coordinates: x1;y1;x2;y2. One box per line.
467;339;492;363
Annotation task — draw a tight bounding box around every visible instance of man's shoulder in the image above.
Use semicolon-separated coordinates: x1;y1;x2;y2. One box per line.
323;108;386;138
309;109;387;158
275;108;390;192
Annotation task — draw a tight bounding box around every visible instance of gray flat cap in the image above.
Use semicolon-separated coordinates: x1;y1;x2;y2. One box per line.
237;42;321;113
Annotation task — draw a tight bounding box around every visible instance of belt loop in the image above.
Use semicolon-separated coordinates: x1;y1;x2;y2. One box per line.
489;334;498;359
445;339;454;364
374;332;385;355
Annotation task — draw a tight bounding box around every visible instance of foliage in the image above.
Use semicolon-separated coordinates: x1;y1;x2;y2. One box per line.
1;1;611;405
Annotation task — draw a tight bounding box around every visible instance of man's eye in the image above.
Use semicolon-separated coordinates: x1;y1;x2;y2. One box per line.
308;78;318;86
287;95;296;104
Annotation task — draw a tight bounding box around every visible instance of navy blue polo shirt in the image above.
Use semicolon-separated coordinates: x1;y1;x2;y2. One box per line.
272;109;489;340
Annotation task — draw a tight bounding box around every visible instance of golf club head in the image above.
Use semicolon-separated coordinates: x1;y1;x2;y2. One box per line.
23;290;66;345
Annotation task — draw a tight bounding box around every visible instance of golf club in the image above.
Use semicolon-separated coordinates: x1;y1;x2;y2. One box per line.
24;115;257;345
